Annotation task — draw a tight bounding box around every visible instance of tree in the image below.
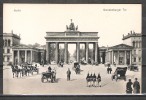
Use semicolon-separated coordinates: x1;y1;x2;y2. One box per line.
49;44;56;61
73;48;85;61
58;48;70;63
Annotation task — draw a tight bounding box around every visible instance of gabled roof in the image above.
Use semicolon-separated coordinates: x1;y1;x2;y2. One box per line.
109;44;133;50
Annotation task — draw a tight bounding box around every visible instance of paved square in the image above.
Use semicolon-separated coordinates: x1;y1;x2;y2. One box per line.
3;64;141;95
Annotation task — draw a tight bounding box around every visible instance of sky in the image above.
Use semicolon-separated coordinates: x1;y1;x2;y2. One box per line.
3;4;141;55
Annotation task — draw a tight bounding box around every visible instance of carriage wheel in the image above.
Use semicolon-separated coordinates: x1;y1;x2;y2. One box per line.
137;68;139;71
115;76;118;82
124;77;126;81
111;76;113;81
51;78;53;83
31;71;33;75
37;69;39;74
41;77;44;83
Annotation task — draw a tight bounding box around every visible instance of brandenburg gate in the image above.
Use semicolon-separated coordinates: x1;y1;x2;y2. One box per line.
45;20;100;64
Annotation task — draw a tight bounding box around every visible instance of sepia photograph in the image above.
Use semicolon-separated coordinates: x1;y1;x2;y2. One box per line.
3;4;142;95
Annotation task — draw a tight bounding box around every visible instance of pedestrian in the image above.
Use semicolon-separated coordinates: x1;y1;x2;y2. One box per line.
107;67;109;74
48;66;52;72
97;73;101;87
126;79;133;94
113;62;116;67
66;68;71;81
93;73;96;87
133;78;140;94
109;67;112;74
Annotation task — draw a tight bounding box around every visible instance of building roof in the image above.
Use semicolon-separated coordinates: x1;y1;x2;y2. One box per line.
12;44;46;51
99;46;107;50
109;43;133;50
3;33;21;40
12;44;37;50
122;31;141;40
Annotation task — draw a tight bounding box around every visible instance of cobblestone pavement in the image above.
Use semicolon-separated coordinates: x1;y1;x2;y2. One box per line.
3;64;141;95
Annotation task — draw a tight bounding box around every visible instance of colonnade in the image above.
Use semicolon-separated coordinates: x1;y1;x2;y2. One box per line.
46;42;99;64
13;49;36;65
107;50;132;65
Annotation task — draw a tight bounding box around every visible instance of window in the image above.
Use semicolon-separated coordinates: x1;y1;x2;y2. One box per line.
8;39;11;46
135;41;137;48
134;57;136;62
133;41;135;48
7;49;10;53
134;50;136;55
5;39;7;46
139;41;141;48
139;58;141;62
3;39;4;46
7;57;10;62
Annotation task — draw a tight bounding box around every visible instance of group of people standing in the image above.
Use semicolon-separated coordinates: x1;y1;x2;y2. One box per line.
126;78;140;94
86;73;101;87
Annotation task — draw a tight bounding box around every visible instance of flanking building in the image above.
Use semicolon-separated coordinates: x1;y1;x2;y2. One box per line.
3;32;45;66
3;31;21;65
106;31;142;65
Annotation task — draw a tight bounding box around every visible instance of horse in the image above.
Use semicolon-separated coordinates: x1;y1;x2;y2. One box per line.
21;65;32;76
11;65;22;78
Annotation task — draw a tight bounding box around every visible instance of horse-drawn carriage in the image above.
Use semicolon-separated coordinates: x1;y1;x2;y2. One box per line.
128;64;138;71
80;60;87;65
73;62;81;74
21;63;39;75
11;62;39;78
41;70;56;83
111;67;127;81
104;62;110;67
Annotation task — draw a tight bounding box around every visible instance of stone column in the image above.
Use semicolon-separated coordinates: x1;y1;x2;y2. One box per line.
125;51;127;65
112;50;114;64
85;42;89;63
94;42;98;63
117;51;119;65
108;51;110;63
64;42;68;64
31;50;32;63
55;42;59;64
93;43;95;61
18;50;20;65
76;42;80;62
12;50;14;65
25;50;27;62
46;42;50;64
130;50;132;65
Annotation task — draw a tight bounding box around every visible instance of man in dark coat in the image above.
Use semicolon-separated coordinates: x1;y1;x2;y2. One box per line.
133;78;140;94
67;68;71;81
126;79;133;94
97;73;101;87
48;66;52;72
109;67;112;74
